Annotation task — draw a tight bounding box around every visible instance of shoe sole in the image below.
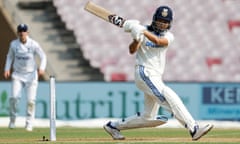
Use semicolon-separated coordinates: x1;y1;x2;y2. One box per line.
103;125;125;140
192;124;214;141
26;128;33;132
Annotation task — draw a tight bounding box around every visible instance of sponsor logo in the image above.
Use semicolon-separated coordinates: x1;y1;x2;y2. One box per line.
16;56;30;60
202;87;240;104
145;41;162;48
108;14;125;27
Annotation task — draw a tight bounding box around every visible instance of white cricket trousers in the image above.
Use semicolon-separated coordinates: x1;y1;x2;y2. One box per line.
115;65;197;132
9;78;38;126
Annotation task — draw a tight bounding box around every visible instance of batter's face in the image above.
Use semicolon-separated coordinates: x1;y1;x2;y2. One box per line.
153;19;170;31
18;30;28;43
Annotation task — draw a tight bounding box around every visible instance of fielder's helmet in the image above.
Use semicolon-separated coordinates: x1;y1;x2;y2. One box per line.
151;6;173;32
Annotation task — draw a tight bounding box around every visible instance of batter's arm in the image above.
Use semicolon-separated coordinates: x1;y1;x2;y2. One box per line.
129;39;141;54
143;31;169;46
131;24;169;47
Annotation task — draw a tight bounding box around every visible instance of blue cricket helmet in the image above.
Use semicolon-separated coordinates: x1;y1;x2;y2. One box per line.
153;6;173;23
150;6;173;33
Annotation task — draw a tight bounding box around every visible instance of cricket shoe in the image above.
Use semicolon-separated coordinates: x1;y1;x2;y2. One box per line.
103;121;125;140
8;122;15;129
25;123;33;131
191;124;213;141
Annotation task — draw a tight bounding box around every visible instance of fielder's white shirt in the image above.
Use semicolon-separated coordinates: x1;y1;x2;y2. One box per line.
4;36;47;81
136;31;174;76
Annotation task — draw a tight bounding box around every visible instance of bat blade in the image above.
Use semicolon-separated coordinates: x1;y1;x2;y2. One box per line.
84;1;126;27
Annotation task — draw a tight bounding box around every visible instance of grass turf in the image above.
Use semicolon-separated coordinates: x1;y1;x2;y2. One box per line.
0;127;240;144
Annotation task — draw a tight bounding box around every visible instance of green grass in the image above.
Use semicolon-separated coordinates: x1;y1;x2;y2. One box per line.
0;127;239;144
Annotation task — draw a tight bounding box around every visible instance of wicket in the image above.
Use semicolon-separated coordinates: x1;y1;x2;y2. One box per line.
49;76;56;141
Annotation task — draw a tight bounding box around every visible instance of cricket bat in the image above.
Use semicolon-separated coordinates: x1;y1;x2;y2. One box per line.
84;1;126;28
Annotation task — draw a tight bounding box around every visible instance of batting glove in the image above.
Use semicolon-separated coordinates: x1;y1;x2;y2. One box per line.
123;20;140;32
131;24;146;41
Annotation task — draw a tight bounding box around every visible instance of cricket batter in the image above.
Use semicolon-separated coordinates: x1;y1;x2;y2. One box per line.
104;6;213;140
4;24;47;131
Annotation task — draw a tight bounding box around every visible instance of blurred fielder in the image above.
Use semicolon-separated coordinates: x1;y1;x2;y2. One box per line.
4;24;47;131
104;6;213;140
